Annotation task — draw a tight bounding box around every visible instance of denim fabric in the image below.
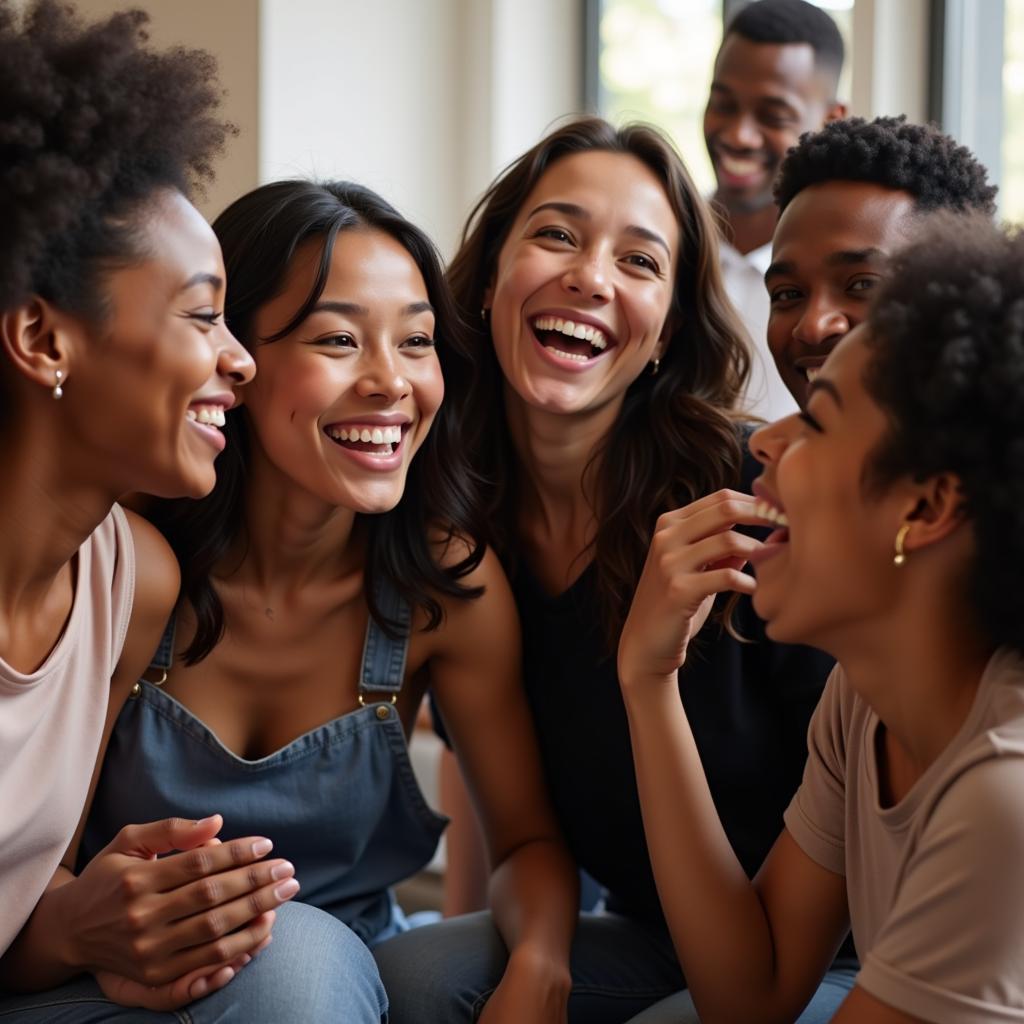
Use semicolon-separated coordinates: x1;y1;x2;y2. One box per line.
0;902;387;1023
623;961;860;1023
374;909;686;1024
79;578;445;944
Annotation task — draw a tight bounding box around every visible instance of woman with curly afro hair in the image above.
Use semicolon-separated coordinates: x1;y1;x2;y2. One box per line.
619;214;1024;1023
0;3;383;1021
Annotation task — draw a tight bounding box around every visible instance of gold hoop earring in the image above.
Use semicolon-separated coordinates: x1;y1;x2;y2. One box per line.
893;523;911;566
52;369;64;401
650;358;660;376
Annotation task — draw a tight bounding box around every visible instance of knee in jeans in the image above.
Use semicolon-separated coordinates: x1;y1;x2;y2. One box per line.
243;902;386;1021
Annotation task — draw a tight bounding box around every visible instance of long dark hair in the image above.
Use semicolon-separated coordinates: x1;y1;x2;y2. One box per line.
151;180;484;663
449;117;750;641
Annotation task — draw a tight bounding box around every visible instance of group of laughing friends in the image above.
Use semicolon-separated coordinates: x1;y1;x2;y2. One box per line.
2;0;1023;1022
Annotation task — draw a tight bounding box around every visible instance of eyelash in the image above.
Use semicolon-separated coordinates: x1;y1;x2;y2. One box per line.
190;312;223;326
799;410;822;432
536;227;573;244
626;253;661;274
534;228;660;274
315;334;436;350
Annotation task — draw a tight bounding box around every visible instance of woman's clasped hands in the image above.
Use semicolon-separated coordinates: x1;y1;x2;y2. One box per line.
58;814;298;1011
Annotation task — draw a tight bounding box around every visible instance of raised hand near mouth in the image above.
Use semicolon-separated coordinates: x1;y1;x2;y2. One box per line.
618;489;770;691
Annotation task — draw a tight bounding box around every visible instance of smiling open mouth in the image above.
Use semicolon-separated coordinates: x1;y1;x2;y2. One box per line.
754;499;790;547
531;315;613;363
324;424;404;457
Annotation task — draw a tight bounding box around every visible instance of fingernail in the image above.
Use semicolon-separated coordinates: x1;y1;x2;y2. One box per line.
274;878;300;899
270;861;294;881
251;838;273;857
196;815;219;827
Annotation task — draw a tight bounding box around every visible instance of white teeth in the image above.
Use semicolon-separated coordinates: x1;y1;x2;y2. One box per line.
532;315;609;352
548;348;590;363
720;155;762;176
805;367;822;382
188;406;226;427
327;424;403;445
754;499;790;528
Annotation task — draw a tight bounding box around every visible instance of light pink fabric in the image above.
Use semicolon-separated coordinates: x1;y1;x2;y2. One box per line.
0;505;134;954
786;650;1024;1023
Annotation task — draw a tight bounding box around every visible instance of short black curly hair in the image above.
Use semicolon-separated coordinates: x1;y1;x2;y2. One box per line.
726;0;844;86
0;0;232;317
775;115;997;214
863;215;1024;655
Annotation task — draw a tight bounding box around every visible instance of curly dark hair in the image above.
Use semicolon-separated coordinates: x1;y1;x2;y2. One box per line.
149;180;485;663
449;116;749;646
0;0;231;318
863;214;1024;655
727;0;844;85
775;116;997;214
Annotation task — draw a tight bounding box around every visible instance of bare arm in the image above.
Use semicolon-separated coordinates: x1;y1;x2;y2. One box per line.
831;987;929;1024
432;546;578;1024
618;491;849;1024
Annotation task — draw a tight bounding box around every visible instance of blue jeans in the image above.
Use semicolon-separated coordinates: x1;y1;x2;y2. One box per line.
622;960;860;1023
374;909;686;1023
0;902;387;1023
373;910;857;1024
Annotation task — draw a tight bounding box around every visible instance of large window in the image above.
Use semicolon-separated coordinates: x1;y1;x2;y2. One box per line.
1003;0;1024;222
591;0;855;192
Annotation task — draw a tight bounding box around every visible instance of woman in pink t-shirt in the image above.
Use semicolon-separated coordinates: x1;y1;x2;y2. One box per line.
0;2;365;1020
619;216;1024;1024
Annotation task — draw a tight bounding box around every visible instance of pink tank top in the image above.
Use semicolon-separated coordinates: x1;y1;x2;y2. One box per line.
0;505;135;953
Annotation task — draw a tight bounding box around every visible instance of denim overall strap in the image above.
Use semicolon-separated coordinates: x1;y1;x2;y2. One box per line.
150;617;177;672
359;578;411;700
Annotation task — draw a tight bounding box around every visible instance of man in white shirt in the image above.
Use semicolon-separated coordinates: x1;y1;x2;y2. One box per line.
704;0;847;419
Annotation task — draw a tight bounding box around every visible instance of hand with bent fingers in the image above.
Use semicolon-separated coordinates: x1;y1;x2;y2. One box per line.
61;815;298;1007
94;932;272;1011
618;490;765;689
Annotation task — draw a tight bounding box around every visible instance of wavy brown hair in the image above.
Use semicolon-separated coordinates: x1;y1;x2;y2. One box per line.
449;116;751;642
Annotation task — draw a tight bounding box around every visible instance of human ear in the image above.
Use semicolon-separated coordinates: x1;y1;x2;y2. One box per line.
825;100;848;122
898;473;967;556
0;297;75;392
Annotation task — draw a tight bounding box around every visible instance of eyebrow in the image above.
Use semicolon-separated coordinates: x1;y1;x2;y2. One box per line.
181;272;223;292
526;201;672;257
709;82;798;114
758;96;800;116
765;248;887;283
807;378;843;408
311;299;434;317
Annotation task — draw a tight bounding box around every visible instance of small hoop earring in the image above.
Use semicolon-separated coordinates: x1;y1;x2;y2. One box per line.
893;522;911;566
52;369;64;401
480;307;490;323
649;358;660;376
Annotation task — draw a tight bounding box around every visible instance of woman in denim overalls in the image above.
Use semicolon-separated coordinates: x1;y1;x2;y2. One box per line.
75;182;578;1022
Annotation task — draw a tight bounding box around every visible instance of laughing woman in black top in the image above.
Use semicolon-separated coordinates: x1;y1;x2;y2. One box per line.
373;117;844;1024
